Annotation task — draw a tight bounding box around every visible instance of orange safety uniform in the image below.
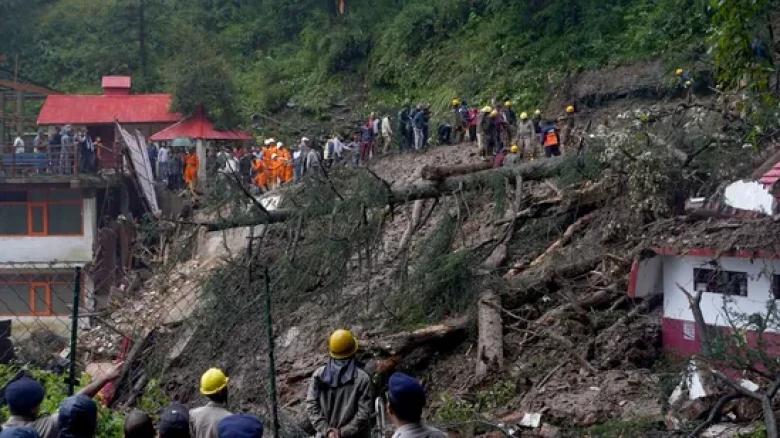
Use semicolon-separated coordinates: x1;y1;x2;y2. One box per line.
267;157;284;188
252;158;269;190
184;153;199;183
263;145;277;165
277;147;293;183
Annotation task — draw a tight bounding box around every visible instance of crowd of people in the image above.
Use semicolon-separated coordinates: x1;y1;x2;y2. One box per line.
7;126;101;175
0;329;441;438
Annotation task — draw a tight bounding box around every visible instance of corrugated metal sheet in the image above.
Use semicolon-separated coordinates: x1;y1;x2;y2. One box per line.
37;94;181;125
149;105;253;141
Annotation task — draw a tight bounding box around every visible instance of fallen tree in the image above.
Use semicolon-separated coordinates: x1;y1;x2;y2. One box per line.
421;162;492;181
202;156;570;231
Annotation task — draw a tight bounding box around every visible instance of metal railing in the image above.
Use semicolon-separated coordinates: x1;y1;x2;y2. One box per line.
0;142;122;177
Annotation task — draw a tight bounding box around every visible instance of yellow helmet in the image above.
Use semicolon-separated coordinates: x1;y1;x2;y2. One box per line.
534;109;541;116
490;110;499;117
675;68;684;76
566;105;575;114
200;368;229;395
520;112;528;120
510;145;519;153
329;329;358;359
504;101;512;107
482;106;492;113
452;98;461;107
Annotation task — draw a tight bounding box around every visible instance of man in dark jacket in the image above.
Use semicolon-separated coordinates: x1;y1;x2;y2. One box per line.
397;102;412;153
0;428;40;438
124;410;156;438
217;415;264;438
57;394;98;438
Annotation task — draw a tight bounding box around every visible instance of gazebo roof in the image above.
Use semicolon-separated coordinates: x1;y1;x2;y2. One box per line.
149;105;253;141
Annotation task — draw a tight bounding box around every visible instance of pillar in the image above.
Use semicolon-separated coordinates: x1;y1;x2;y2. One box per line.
196;138;206;180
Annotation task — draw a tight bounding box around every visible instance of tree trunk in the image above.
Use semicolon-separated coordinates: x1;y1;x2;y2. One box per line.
421;162;492;181
476;290;503;377
398;200;423;251
203;156;570;231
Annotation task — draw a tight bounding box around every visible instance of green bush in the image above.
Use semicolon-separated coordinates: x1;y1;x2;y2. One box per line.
0;366;125;438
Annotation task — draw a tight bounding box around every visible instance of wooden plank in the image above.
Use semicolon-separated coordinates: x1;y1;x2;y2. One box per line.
0;79;59;95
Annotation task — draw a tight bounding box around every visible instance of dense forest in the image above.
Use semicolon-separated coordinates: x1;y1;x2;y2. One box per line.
0;0;767;125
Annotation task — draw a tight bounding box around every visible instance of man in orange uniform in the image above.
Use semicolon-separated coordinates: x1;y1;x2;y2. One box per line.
276;142;293;183
184;148;199;193
267;153;284;189
252;156;269;192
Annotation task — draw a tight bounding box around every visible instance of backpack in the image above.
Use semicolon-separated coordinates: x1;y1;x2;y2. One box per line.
458;107;469;123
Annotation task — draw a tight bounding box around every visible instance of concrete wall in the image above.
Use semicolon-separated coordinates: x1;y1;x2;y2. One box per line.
0;195;97;264
662;255;780;331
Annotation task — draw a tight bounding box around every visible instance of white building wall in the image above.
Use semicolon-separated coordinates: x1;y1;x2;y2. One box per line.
662;255;780;331
0;196;97;264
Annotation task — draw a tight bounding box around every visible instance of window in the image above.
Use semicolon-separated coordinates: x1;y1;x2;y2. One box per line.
693;268;748;297
683;321;696;341
772;275;780;300
0;189;82;236
0;273;81;316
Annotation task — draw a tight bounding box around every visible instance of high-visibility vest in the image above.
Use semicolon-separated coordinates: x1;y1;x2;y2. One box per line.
543;130;559;147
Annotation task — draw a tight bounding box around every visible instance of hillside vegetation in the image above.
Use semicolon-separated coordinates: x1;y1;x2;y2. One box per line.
3;0;708;119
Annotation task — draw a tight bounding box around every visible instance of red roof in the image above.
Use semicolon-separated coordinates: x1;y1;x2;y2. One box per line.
149;105;253;141
37;94;181;125
761;163;780;188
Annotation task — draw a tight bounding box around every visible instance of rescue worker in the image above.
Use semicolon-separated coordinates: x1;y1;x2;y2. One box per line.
489;109;500;156
217;415;264;438
561;105;576;152
184;148;200;194
57;394;98;438
267;153;284;189
386;373;446;438
532;109;543;147
516;112;535;159
124;410;155;438
504;145;520;166
159;404;191;438
476;106;492;160
502;101;517;148
305;142;322;176
3;365;121;438
252;154;269;192
675;68;693;102
306;329;372;438
190;368;233;438
277;143;293;183
541;121;562;158
451;99;466;144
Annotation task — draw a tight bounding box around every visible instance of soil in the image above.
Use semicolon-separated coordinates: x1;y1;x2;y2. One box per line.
82;58;780;437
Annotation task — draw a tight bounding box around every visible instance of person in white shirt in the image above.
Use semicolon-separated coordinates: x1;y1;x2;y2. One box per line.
381;116;393;154
13;134;24;154
158;143;171;183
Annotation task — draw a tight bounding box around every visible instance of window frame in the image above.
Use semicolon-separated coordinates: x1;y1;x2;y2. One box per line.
0;189;83;237
693;267;749;297
0;273;83;317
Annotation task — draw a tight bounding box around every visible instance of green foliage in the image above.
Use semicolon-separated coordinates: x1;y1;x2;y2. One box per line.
434;380;515;423
395;213;477;326
165;29;241;130
4;0;713;125
138;378;169;418
0;365;126;438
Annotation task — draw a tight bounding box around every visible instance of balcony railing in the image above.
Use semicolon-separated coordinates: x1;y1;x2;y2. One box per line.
0;142;122;178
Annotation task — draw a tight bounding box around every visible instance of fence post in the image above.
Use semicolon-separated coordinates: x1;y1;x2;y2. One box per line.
264;266;280;438
68;266;82;396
